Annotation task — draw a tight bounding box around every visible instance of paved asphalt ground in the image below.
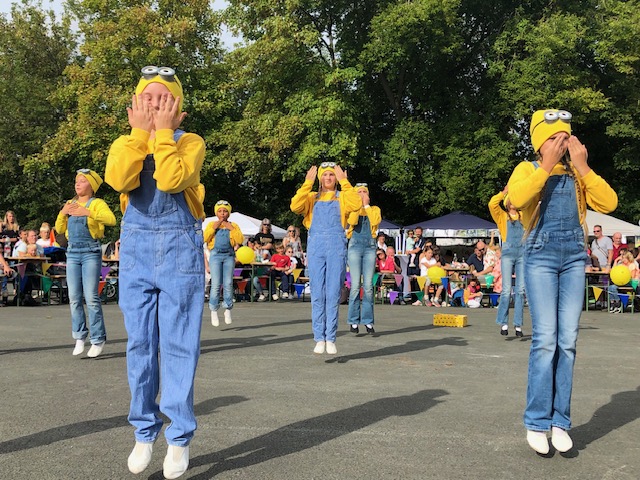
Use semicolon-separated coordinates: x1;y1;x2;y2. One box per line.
1;301;639;480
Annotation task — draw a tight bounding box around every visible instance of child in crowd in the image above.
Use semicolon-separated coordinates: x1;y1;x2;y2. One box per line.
247;237;266;301
106;64;206;478
464;277;483;308
204;200;244;326
269;242;292;300
26;244;39;257
405;230;416;267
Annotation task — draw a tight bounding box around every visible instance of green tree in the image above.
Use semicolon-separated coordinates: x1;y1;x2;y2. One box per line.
0;0;76;229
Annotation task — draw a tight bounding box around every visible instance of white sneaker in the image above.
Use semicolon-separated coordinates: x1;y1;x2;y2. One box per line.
272;293;279;301
551;427;573;452
211;310;219;327
313;341;325;354
257;294;266;301
72;339;85;356
281;292;289;299
224;309;232;325
526;430;550;454
128;441;153;474
87;342;105;358
325;341;337;355
163;445;189;479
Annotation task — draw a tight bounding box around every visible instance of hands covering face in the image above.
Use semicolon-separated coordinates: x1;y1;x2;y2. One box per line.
127;93;187;132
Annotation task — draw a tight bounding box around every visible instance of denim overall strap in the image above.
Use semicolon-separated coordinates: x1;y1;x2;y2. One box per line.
118;130;204;447
307;192;347;342
67;197;100;253
523;170;587;432
347;213;376;325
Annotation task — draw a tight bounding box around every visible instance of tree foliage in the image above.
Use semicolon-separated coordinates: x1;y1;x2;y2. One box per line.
1;0;640;234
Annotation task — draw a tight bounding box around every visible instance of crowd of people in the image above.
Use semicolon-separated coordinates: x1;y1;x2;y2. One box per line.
0;61;635;475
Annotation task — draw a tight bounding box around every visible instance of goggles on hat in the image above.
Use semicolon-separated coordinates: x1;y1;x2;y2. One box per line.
141;65;178;82
215;200;231;207
319;162;336;168
77;169;100;184
355;183;368;188
531;110;572;134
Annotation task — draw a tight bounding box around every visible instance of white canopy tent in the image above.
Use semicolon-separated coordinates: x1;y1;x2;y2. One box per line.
585;210;640;240
202;212;287;239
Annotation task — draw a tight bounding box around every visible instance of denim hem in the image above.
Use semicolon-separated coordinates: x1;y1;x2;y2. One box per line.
90;338;106;345
551;423;571;431
166;440;191;447
524;424;550;432
72;333;88;340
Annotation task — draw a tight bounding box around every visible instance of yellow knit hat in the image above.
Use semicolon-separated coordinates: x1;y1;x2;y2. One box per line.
135;66;184;112
530;109;572;152
214;200;232;214
76;169;103;194
317;162;337;181
354;182;369;193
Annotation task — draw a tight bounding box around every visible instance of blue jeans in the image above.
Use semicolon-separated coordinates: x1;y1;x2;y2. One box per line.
495;249;525;327
523;229;586;431
347;241;376;324
209;252;235;311
66;250;106;344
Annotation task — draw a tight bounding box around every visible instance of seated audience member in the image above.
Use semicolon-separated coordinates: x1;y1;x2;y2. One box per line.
36;222;54;248
376;232;387;251
282;225;304;267
1;251;16;306
377;246;404;303
15;229;44;305
464;276;483;308
467;240;493;283
254;219;275;259
247;238;266;301
414;247;438;306
1;210;20;250
269;242;292;300
11;229;28;257
611;232;627;267
608;251;639;313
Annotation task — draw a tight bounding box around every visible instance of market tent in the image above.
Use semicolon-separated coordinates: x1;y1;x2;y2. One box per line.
586;210;640;238
404;211;497;237
378;219;401;236
202;212;287;239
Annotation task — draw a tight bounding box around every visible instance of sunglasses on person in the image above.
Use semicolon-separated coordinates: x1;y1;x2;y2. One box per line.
319;162;337;168
593;229;601;233
141;65;178;82
287;229;295;233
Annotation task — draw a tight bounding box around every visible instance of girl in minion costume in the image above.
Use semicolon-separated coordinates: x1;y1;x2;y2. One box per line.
291;163;362;354
55;169;116;358
346;183;381;334
507;109;617;455
204;200;244;327
106;65;205;479
488;186;525;337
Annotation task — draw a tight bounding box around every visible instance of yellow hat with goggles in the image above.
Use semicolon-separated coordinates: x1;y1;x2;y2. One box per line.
530;109;572;152
135;65;184;112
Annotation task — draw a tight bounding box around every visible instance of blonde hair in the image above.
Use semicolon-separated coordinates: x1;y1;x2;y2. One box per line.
2;211;19;232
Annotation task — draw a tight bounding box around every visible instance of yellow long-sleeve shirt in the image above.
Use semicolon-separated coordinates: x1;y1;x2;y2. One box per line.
55;198;116;240
105;127;206;220
346;205;382;239
203;221;244;250
290;179;362;230
507;161;617;230
488;192;514;241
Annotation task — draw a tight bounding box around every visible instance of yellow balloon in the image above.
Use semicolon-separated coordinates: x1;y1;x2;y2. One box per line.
427;266;446;285
610;265;631;286
236;246;254;265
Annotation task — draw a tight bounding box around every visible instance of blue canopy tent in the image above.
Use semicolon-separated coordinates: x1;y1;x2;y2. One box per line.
402;211;498;246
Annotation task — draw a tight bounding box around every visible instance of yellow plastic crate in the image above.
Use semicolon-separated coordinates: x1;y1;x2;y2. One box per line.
433;313;467;328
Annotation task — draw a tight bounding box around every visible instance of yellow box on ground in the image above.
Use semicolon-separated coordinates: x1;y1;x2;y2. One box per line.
433;313;468;328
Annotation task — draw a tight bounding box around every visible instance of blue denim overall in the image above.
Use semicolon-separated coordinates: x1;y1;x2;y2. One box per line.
307;194;346;342
208;227;235;311
523;171;587;432
495;218;525;328
347;214;376;325
118;131;205;447
66;198;106;345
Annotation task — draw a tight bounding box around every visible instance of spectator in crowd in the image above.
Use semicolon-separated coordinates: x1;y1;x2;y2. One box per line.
376;245;405;304
246;237;267;301
346;182;381;334
611;232;627;266
405;229;416;266
269;242;292;300
36;222;54;248
591;225;613;270
291;162;361;355
463;276;483;308
508;108;617;455
466;240;494;283
55;169;116;358
15;229;44;306
489;186;526;337
254;219;275;259
607;251;638;313
106;64;206;478
407;227;426;276
414;247;438;306
12;229;27;256
204;200;244;326
0;249;15;306
1;210;20;249
282;225;304;267
376;232;387;250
